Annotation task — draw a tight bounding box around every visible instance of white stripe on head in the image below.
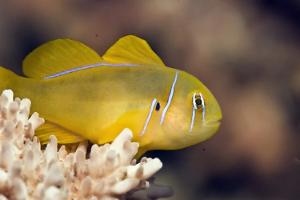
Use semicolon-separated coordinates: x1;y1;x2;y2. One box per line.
192;93;197;109
200;93;206;122
160;71;179;125
44;62;138;79
140;98;157;136
189;107;196;132
189;92;206;133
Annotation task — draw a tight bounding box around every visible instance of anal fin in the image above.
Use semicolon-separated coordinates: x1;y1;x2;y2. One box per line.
36;121;85;144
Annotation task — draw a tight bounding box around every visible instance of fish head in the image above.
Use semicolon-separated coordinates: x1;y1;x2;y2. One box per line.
156;70;222;150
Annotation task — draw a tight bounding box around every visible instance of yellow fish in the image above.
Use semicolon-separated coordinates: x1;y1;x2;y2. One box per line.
0;35;222;156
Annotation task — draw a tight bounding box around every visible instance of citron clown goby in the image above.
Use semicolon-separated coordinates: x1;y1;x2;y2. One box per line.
0;35;222;156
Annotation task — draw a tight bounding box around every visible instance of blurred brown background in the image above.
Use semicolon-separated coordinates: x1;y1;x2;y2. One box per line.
0;0;300;199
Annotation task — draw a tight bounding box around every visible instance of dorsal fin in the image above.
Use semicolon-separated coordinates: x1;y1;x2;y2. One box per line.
103;35;165;67
23;39;103;79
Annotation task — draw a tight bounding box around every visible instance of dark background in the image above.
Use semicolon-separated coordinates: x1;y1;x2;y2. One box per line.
0;1;299;199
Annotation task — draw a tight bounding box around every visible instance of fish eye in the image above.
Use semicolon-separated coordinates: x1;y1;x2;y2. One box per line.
193;93;204;110
155;102;160;111
195;98;202;107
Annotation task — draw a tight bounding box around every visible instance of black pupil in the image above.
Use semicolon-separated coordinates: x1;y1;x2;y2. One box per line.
195;98;202;107
155;102;160;111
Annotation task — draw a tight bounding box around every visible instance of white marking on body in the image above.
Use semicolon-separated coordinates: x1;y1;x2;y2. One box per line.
140;98;157;136
44;62;138;79
160;71;179;125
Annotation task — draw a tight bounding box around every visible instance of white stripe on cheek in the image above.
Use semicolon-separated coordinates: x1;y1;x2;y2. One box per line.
189;107;196;132
190;93;206;132
140;98;157;136
200;94;206;122
160;71;179;125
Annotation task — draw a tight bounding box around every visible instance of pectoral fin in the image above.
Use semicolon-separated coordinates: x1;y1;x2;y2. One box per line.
36;121;85;144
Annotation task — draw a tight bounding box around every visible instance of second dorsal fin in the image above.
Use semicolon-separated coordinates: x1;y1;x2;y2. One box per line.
103;35;166;67
22;39;103;79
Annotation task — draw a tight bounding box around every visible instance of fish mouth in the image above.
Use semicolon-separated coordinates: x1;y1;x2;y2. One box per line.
188;119;221;135
186;119;222;143
203;119;222;127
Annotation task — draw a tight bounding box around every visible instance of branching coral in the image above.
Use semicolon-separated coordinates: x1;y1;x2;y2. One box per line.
0;89;164;200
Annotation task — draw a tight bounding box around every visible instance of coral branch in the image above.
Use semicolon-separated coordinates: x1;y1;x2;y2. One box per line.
0;89;164;200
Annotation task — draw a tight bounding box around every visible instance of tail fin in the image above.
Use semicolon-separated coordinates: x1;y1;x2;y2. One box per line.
0;66;18;92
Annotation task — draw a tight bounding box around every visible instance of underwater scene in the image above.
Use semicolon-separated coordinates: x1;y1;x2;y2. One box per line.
0;1;299;199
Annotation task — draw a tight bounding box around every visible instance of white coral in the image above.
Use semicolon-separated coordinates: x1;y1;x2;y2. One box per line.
0;89;163;200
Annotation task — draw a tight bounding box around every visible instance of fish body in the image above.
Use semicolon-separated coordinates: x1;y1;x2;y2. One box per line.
0;35;222;155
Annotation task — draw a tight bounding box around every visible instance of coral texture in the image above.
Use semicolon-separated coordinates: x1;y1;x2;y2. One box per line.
0;89;163;200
